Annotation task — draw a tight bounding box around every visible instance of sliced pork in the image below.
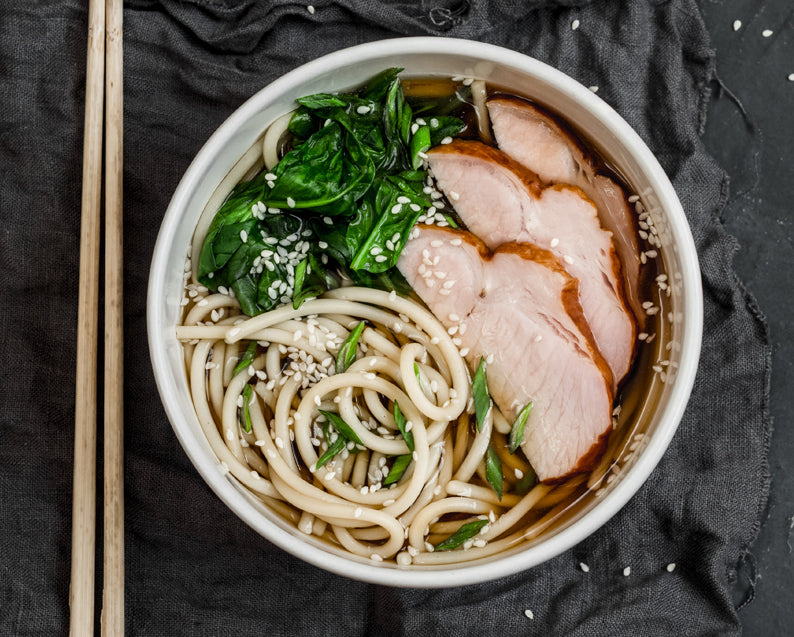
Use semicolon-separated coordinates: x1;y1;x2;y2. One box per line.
487;96;644;323
427;140;635;389
397;225;613;482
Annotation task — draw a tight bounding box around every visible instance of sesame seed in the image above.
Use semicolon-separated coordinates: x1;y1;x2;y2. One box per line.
762;29;773;38
550;237;559;248
563;255;574;264
667;563;676;572
286;197;296;208
789;73;794;82
440;136;453;144
571;19;580;30
356;104;370;114
733;19;741;31
580;562;590;572
524;609;534;620
623;566;631;577
589;86;599;93
439;288;450;296
449;190;460;201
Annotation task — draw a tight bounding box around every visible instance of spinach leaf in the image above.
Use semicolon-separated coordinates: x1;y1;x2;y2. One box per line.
198;68;466;318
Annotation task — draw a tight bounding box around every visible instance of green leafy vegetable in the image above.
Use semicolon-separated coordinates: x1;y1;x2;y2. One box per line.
318;410;363;446
508;402;533;454
197;68;466;317
239;384;253;434
472;357;491;432
335;321;366;373
433;519;489;551
485;445;503;500
233;341;258;376
383;454;412;486
393;402;414;452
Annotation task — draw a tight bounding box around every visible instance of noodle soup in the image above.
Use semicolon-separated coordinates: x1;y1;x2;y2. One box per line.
173;70;674;568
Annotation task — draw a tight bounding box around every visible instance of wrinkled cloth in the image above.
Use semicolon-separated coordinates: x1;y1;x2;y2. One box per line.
0;0;770;635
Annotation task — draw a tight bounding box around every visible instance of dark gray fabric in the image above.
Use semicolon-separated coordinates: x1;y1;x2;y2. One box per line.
0;0;771;635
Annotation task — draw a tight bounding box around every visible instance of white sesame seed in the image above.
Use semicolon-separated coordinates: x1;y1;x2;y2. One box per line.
733;19;741;31
286;197;296;208
524;609;534;620
550;237;559;248
571;19;580;30
580;562;590;572
762;29;773;38
789;73;794;82
448;190;460;201
563;255;574;264
440;136;453;144
667;562;676;572
623;566;631;577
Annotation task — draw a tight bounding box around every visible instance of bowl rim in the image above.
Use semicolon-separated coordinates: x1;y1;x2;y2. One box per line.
147;36;703;588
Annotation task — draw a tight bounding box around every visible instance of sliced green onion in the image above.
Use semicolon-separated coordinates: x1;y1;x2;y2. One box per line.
514;467;537;495
472;357;491;432
233;341;258;376
383;454;412;486
485;444;503;500
413;361;423;388
443;213;459;229
239;384;253;434
318;409;363;445
335;321;366;373
393;402;414;452
508;402;533;454
433;519;489;551
315;436;346;469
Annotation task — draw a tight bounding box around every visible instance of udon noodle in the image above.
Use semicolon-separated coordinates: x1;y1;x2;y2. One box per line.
174;75;671;567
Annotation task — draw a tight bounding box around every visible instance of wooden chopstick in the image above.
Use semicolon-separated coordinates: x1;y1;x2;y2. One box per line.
102;0;125;634
70;0;105;634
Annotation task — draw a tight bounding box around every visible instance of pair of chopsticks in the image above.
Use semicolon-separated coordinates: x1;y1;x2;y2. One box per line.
70;0;125;635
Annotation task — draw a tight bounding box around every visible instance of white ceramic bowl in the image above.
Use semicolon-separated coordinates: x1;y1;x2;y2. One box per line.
148;37;702;587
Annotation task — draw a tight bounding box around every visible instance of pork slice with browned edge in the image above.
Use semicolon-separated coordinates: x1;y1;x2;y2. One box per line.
487;95;644;323
397;224;613;483
427;140;636;390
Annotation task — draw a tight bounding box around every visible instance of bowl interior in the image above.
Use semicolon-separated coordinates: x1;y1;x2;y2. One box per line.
148;38;702;587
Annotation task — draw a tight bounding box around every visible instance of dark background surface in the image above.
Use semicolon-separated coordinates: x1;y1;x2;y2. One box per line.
697;0;794;634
